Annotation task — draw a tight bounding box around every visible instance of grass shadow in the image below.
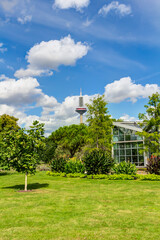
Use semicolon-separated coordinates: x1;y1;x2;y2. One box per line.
3;183;49;190
0;171;13;176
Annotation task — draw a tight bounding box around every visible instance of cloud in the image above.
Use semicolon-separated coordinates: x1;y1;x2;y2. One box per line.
53;0;90;11
104;77;160;103
82;18;93;27
0;76;42;105
14;35;90;78
15;68;53;78
17;15;32;24
99;1;132;17
0;73;159;135
119;114;137;122
0;0;19;12
0;43;7;53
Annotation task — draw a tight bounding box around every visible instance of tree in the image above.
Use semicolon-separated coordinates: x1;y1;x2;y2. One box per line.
0;114;20;133
49;124;88;158
86;95;113;151
0;114;20;168
138;92;160;156
0;121;45;191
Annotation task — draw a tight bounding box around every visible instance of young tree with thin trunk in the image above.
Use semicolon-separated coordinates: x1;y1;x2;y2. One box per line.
1;121;45;191
86;94;113;151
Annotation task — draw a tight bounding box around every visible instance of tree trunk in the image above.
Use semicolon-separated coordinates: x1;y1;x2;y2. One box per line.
25;172;28;191
96;137;98;149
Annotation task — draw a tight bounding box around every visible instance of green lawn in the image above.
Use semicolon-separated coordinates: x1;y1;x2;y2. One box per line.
0;172;160;240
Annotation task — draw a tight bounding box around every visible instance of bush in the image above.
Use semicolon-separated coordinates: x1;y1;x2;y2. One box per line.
64;159;85;174
113;161;137;175
138;174;160;181
51;157;67;173
46;171;160;181
83;149;114;175
146;156;160;175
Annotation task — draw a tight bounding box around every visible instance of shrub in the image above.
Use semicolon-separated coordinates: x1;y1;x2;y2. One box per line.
107;174;135;180
64;159;85;174
113;161;137;175
51;157;67;173
83;149;114;175
138;174;160;181
146;156;160;175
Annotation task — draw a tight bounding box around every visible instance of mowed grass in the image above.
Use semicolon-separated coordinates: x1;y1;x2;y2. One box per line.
0;172;160;240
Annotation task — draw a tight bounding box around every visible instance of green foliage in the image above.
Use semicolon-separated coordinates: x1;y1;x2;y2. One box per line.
113;161;137;175
86;174;135;180
49;124;88;158
64;158;85;174
86;95;113;151
0;165;10;171
138;92;160;155
0;120;45;175
138;174;160;181
51;157;67;173
83;149;114;175
0;114;20;133
46;171;160;181
0;114;20;166
146;156;160;175
40;138;57;163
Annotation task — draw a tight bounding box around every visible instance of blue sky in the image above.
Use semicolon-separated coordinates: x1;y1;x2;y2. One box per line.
0;0;160;135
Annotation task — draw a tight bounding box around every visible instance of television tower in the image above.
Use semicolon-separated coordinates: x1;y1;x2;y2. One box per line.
75;89;87;124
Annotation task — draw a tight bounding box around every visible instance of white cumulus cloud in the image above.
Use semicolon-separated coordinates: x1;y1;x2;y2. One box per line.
0;76;41;105
99;1;132;17
53;0;90;11
15;35;90;78
104;77;160;103
119;114;137;122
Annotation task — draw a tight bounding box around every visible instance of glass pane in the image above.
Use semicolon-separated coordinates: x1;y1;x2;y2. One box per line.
113;127;118;135
119;135;124;141
126;156;131;162
137;135;143;140
132;156;138;164
132;143;137;148
114;150;119;156
120;143;124;149
113;144;118;150
113;136;119;142
126;149;131;155
125;135;131;141
132;149;137;155
126;143;131;148
131;135;137;140
125;129;132;135
139;156;144;164
137;142;143;148
114;156;119;163
120;149;125;155
119;128;124;135
120;156;125;162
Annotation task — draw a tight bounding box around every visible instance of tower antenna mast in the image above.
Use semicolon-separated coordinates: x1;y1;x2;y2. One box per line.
75;89;87;124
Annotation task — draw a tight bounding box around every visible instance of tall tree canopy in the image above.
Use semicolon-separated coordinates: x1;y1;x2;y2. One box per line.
138;92;160;156
0;114;20;168
49;124;88;158
86;94;113;151
0;114;20;133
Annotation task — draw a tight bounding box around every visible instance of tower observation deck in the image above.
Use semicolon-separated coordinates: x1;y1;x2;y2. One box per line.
75;90;87;124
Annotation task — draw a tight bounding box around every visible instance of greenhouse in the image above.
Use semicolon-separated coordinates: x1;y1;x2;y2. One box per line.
113;122;148;167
